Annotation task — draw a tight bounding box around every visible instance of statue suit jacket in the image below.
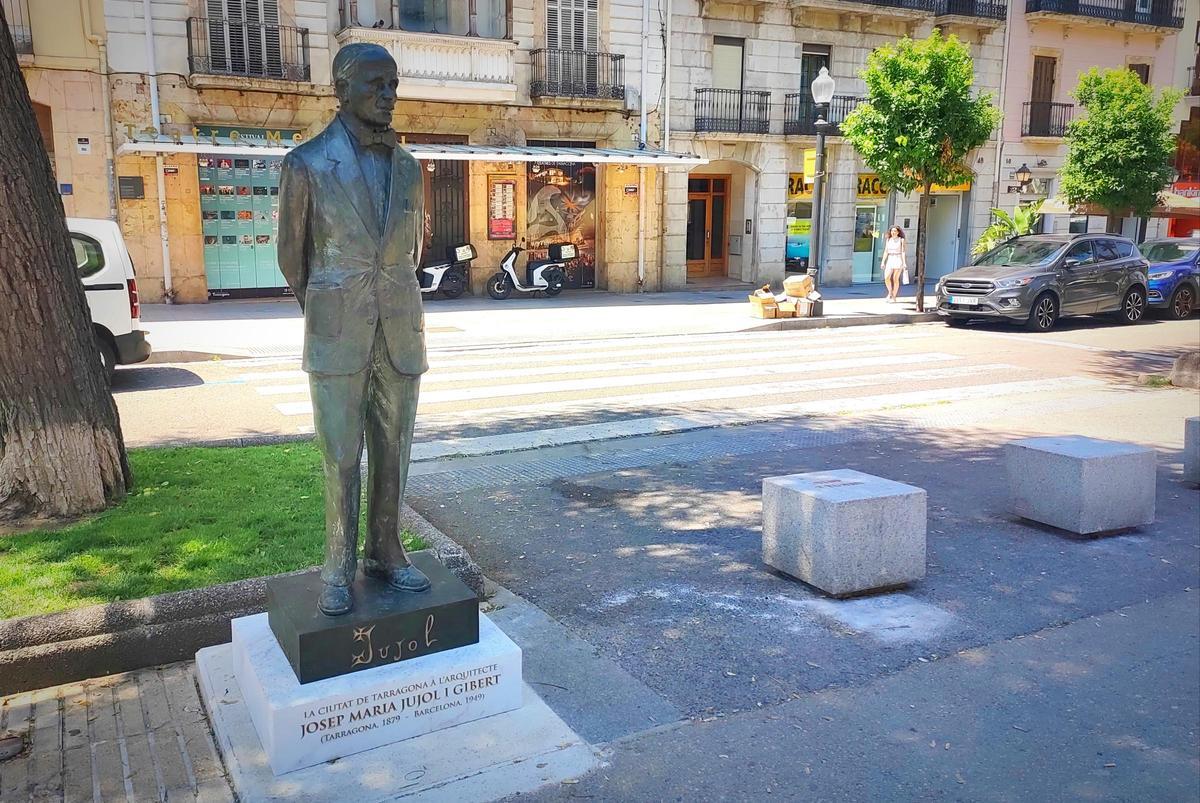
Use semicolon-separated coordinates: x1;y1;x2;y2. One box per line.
276;116;427;376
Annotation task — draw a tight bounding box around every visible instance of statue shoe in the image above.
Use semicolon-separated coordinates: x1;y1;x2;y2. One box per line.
317;583;353;616
363;560;431;592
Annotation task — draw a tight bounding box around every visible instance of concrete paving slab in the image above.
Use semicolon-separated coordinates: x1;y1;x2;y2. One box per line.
196;642;598;801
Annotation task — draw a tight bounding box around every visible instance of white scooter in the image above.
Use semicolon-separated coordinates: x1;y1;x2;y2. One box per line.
486;241;573;300
418;243;476;299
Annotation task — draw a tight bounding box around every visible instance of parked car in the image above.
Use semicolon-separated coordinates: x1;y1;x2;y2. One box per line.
935;233;1149;332
69;217;151;380
1141;237;1199;319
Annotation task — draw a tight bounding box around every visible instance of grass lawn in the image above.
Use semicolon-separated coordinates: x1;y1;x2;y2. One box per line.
0;443;425;619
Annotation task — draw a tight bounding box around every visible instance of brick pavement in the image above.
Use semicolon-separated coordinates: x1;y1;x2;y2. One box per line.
0;663;232;802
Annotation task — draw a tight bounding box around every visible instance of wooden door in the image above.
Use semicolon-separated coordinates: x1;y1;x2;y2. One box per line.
685;175;730;278
1030;56;1057;135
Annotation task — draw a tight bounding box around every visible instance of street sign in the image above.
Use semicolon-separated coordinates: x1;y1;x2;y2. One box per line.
803;149;816;183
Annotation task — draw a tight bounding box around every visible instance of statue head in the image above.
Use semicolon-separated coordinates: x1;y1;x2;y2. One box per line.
332;43;398;129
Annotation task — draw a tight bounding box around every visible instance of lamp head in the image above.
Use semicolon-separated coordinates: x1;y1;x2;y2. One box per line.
1014;163;1033;185
810;67;835;105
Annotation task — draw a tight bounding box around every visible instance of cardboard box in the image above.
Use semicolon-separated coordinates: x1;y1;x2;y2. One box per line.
777;301;798;317
749;294;779;318
795;299;824;318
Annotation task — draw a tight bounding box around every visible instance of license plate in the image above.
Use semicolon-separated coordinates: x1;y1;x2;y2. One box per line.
950;296;979;306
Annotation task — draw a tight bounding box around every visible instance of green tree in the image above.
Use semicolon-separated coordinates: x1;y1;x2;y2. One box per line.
971;199;1045;257
841;30;1000;311
1060;68;1181;232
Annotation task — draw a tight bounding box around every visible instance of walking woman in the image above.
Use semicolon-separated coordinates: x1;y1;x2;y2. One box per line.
881;225;907;302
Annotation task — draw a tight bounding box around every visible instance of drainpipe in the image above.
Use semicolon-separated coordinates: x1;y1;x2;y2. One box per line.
658;0;672;292
991;2;1014;214
636;0;651;290
80;0;116;220
142;0;174;302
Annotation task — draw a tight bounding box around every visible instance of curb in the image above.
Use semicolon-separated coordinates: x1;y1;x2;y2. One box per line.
139;311;941;364
0;505;484;696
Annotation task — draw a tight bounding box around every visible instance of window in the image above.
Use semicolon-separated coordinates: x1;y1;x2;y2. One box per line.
1129;63;1150;84
1093;239;1121;262
1068;215;1089;233
1114;241;1136;259
1064;240;1095;265
546;0;597;50
72;234;105;278
801;44;831;93
205;0;286;77
975;239;1065;266
712;36;744;91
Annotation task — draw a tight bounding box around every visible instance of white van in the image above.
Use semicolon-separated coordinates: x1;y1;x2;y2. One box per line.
68;217;151;380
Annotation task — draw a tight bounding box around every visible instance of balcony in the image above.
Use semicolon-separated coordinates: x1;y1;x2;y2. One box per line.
3;0;32;54
186;17;310;83
1022;101;1073;138
1025;0;1185;29
336;27;517;103
794;0;1006;20
694;89;772;135
783;94;863;136
530;49;625;107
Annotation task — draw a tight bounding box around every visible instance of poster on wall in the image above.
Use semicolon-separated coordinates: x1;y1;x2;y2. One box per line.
487;176;516;240
526;162;596;289
786;173;813;272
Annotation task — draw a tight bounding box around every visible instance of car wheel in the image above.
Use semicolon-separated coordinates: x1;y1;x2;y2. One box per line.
1025;292;1058;332
441;270;466;299
1116;286;1146;325
1168;284;1196;320
97;337;116;384
486;272;512;300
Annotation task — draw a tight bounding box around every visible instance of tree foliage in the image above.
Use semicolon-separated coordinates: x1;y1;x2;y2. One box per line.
971;199;1045;257
841;30;1000;310
1060;68;1181;220
841;29;999;194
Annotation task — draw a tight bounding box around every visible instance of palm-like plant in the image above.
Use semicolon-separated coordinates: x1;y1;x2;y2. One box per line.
971;200;1045;257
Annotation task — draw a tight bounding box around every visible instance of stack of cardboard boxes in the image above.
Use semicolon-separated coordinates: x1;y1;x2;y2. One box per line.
749;276;823;319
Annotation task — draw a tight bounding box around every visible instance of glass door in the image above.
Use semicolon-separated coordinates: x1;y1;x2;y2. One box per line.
851;204;884;283
685;175;729;278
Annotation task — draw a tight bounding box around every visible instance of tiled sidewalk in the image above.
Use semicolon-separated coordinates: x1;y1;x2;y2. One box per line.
0;663;232;802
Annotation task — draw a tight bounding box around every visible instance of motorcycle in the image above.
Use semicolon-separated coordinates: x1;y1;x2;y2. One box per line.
487;241;573;300
418;243;476;299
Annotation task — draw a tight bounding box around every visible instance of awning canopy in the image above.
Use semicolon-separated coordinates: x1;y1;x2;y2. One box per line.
1036;194;1199;219
116;139;707;166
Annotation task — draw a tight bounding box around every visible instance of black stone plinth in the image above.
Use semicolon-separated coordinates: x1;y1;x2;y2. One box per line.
266;551;479;684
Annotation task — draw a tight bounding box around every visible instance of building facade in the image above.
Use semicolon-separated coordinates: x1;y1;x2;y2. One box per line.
95;0;668;303
992;0;1187;236
1167;0;1198;237
662;0;1008;290
7;0;113;222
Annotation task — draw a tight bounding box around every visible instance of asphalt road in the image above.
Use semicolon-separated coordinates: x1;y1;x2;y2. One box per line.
111;315;1200;450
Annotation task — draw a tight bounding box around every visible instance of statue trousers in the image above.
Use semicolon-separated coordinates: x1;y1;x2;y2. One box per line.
310;326;421;588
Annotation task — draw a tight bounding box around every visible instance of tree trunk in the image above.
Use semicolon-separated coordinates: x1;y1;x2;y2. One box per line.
914;182;932;313
0;10;130;522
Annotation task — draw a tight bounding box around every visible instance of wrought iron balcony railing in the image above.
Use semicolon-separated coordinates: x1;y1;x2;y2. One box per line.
186;16;311;81
694;88;771;134
935;0;1008;18
1022;101;1073;137
3;0;32;54
783;93;863;136
530;49;625;101
1025;0;1184;28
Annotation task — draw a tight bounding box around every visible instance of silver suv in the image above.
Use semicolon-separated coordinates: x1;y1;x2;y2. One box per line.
935;234;1150;332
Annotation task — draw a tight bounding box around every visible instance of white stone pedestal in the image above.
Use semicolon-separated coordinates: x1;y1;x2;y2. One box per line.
762;469;927;597
1185;417;1199;486
230;611;522;775
1005;436;1156;535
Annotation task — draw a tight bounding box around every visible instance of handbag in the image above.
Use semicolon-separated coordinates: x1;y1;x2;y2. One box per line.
901;268;911;285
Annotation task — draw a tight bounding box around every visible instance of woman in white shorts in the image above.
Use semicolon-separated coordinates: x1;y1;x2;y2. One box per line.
881;225;907;302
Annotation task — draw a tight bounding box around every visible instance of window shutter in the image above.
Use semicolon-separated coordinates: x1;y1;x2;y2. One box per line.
585;0;597;52
546;0;560;49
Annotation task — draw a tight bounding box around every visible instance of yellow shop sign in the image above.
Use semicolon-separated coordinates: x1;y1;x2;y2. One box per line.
857;174;889;198
931;180;972;193
788;173;813;200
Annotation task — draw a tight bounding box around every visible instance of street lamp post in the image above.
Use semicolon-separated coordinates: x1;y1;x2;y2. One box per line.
809;67;835;289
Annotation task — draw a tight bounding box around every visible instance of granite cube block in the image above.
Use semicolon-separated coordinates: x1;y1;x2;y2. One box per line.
762;469;927;597
1185;417;1199;486
1005;436;1156;535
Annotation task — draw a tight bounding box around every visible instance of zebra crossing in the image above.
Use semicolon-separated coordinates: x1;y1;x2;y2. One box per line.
219;326;1104;463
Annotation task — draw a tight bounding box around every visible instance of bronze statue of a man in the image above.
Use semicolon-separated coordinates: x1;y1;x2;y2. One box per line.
277;42;429;616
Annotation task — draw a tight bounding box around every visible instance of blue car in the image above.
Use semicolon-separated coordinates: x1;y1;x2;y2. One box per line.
1142;237;1199;319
